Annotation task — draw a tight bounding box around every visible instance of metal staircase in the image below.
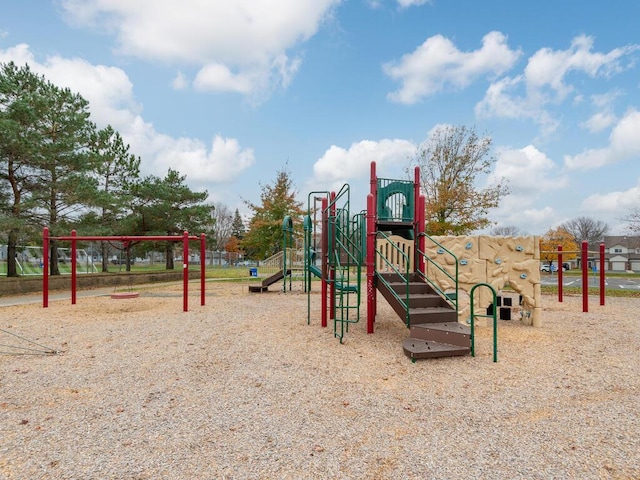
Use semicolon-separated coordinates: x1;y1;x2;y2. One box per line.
369;163;470;361
376;272;470;359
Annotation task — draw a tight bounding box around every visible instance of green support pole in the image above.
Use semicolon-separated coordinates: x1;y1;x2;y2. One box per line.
469;283;498;363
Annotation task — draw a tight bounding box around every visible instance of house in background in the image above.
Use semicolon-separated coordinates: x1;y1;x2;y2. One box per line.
603;235;640;272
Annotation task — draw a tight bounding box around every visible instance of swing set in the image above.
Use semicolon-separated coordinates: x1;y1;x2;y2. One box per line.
42;227;207;311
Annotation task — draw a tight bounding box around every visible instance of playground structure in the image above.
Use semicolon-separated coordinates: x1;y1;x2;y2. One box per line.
41;228;207;312
303;185;364;342
303;161;545;360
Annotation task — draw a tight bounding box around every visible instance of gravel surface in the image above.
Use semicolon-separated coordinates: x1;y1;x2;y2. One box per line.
1;281;639;479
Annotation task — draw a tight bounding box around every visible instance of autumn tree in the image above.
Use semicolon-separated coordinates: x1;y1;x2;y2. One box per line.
539;227;579;267
242;167;304;260
224;235;243;264
560;216;609;246
411;125;509;235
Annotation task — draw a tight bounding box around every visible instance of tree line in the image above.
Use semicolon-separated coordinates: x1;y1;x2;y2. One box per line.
6;60;633;279
0;62;308;278
0;62;219;277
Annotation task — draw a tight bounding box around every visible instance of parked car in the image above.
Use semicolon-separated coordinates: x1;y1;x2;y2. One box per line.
541;263;570;272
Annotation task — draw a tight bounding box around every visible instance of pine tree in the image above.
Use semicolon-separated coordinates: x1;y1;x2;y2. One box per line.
231;209;246;239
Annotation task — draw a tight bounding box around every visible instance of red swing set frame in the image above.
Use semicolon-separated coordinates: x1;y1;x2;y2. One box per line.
42;227;207;311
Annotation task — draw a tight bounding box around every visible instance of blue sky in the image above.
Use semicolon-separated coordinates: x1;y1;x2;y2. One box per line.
2;0;639;235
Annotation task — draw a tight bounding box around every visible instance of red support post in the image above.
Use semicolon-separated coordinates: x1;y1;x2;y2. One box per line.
582;240;588;313
201;234;206;306
71;230;77;305
600;243;605;306
329;192;336;321
183;231;189;312
418;194;426;275
366;193;375;334
43;227;49;308
42;230;203;311
370;161;377;195
557;245;563;303
413;166;420;272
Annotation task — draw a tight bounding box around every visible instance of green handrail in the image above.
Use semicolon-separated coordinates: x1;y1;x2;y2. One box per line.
375;231;411;326
416;232;459;316
469;282;498;363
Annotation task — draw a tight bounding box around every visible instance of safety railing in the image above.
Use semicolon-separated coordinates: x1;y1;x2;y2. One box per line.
416;232;459;315
375;231;411;326
376;177;414;223
469;283;498;362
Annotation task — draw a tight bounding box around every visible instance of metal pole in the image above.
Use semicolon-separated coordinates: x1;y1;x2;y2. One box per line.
71;230;77;305
558;245;563;303
582;240;588;313
43;227;49;308
366;193;375;334
600;243;605;306
183;231;189;312
201;234;206;306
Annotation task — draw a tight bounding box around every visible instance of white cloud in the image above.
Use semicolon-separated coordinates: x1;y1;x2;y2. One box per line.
0;43;255;186
581;112;617;133
60;0;339;98
564;109;640;170
193;63;255;94
491;145;567;195
581;179;640;213
311;139;415;189
171;71;188;90
153;135;255;186
0;43;35;65
485;146;569;234
525;36;637;98
477;35;639;135
384;31;521;104
397;0;432;7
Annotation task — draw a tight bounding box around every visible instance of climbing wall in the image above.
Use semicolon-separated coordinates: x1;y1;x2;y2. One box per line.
424;235;541;327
